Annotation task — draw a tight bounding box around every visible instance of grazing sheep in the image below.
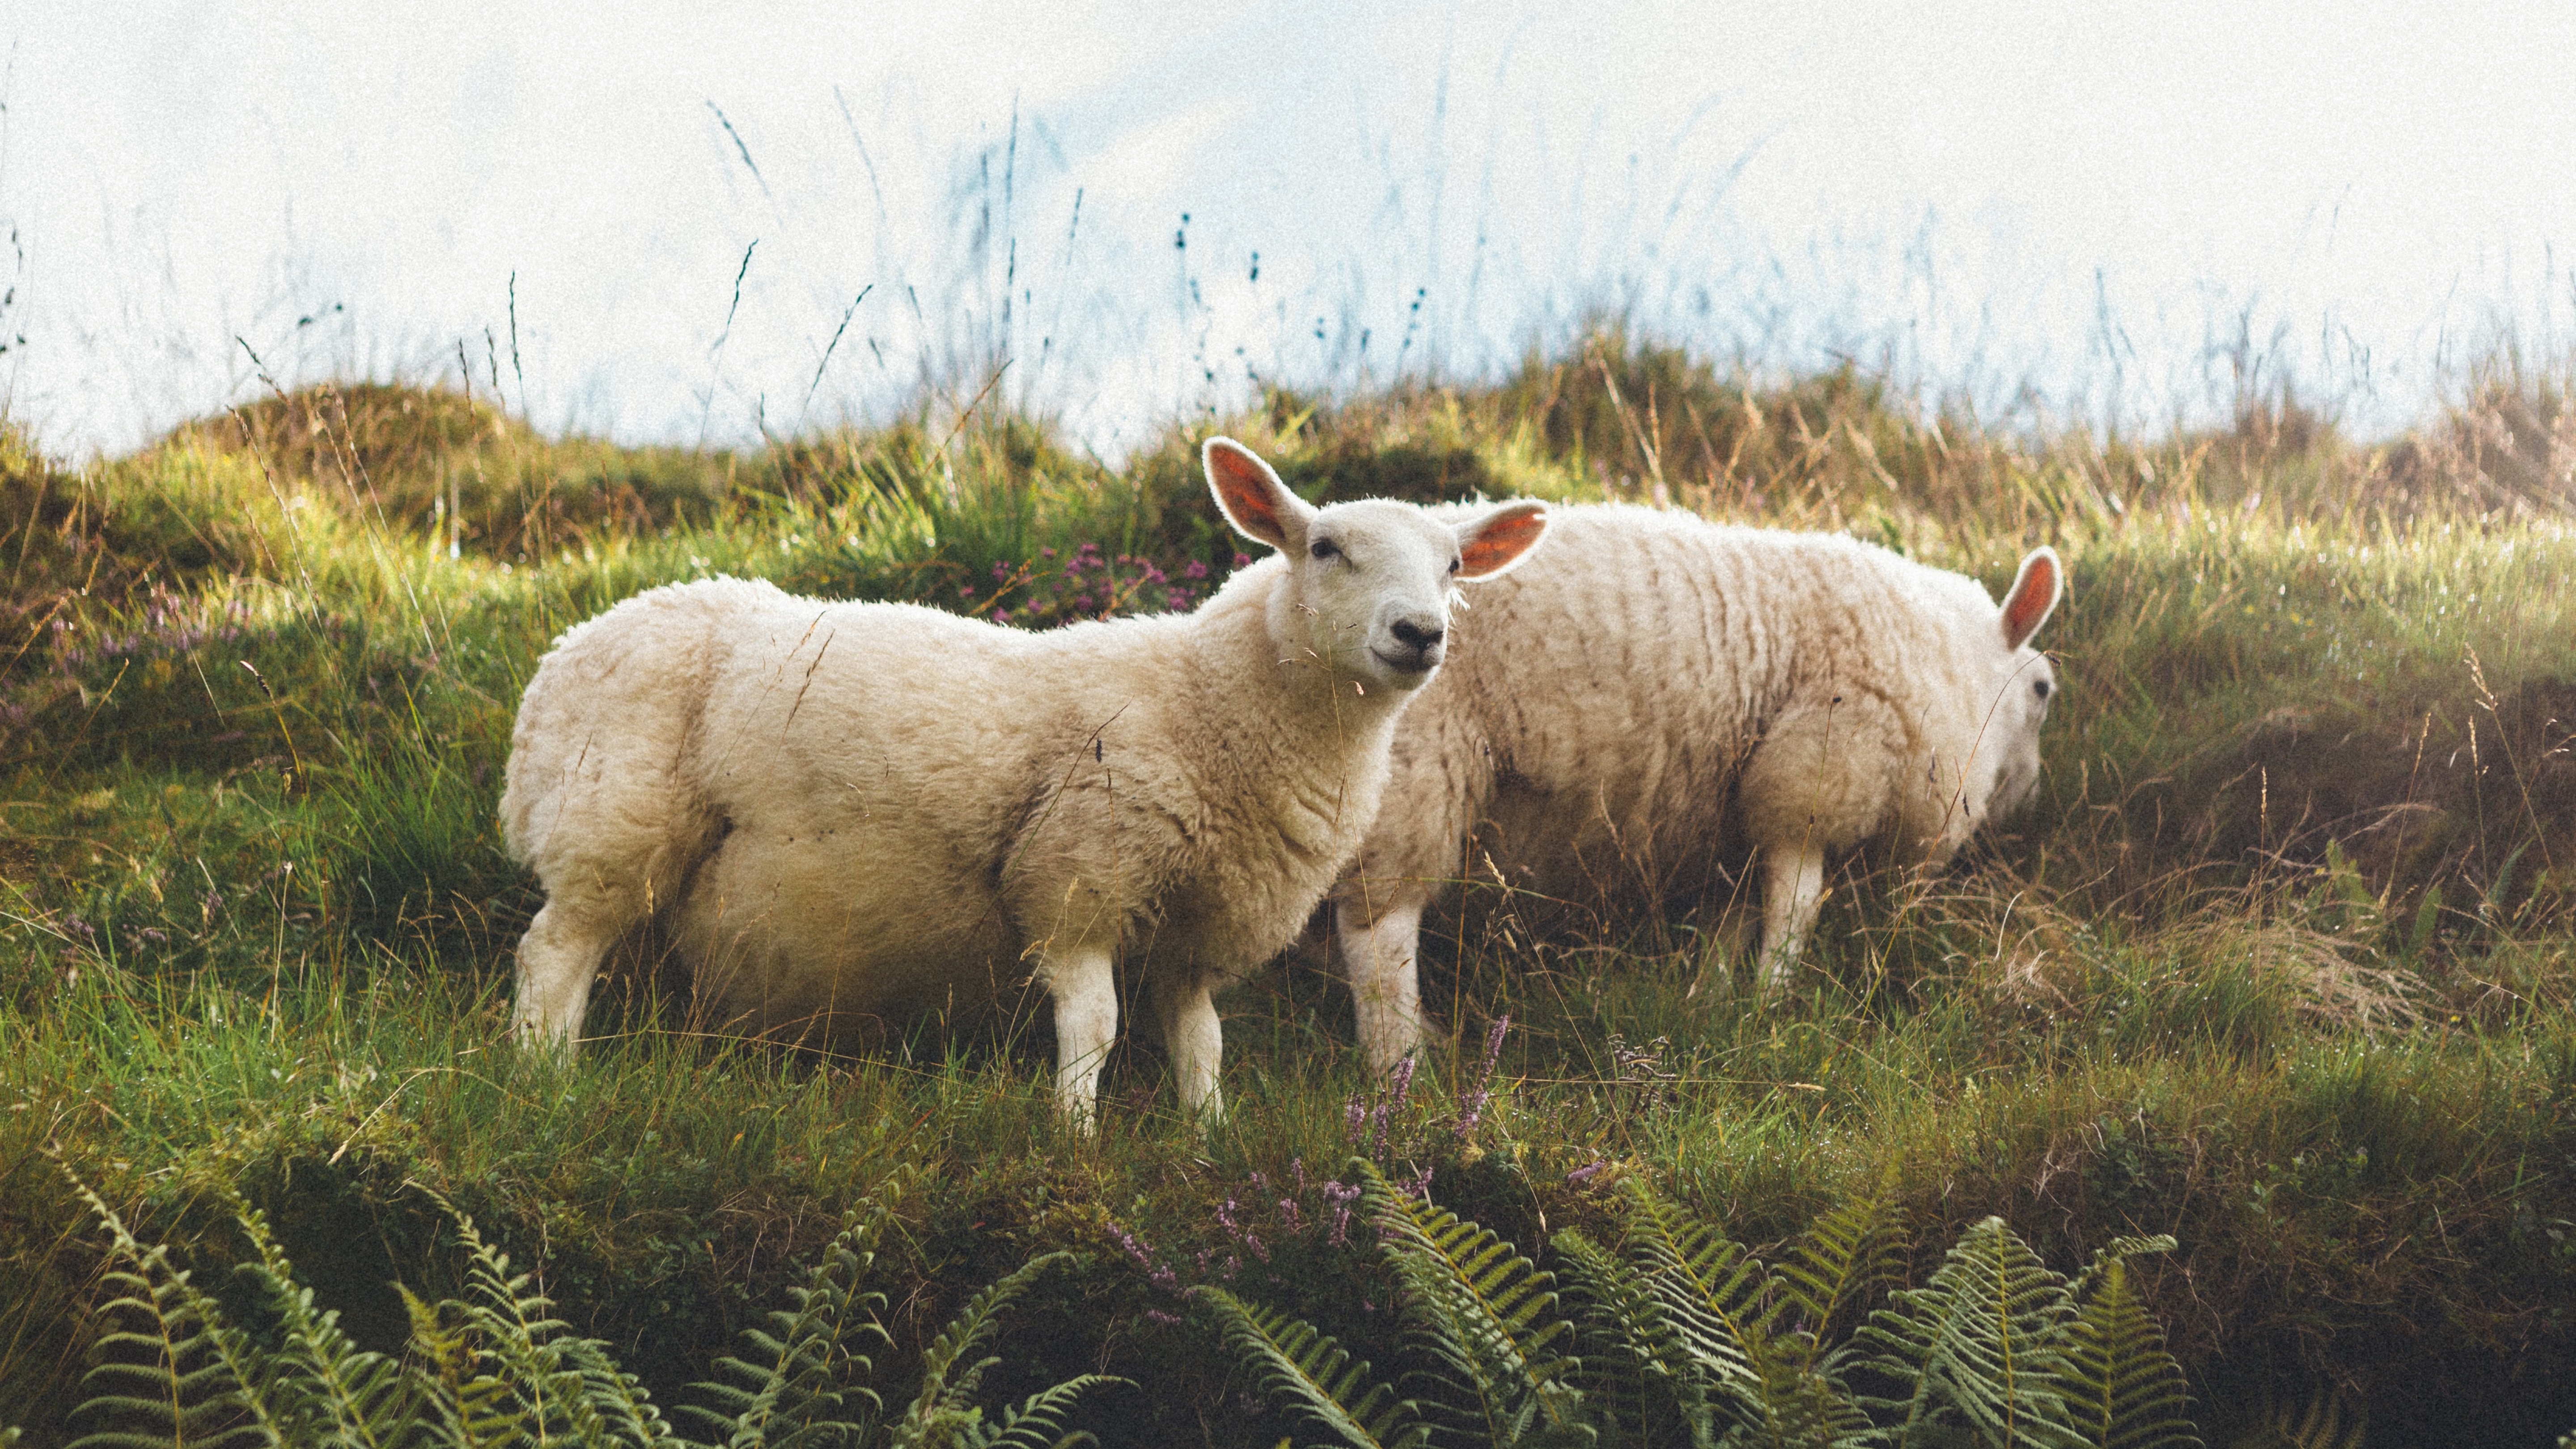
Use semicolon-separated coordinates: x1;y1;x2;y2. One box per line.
500;438;1549;1127
1331;505;2063;1071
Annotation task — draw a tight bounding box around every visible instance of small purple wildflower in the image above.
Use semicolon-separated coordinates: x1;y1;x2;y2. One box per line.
992;560;1011;580
1568;1157;1611;1185
1321;1179;1363;1247
1144;1309;1182;1326
1216;1195;1272;1264
958;584;975;597
1107;1219;1184;1298
1454;1014;1510;1138
1388;1053;1417;1113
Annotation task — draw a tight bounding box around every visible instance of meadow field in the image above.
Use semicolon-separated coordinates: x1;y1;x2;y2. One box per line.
4;334;2575;1446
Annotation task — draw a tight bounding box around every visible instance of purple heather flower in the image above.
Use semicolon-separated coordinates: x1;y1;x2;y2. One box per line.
1144;1309;1182;1326
1568;1157;1610;1185
1185;559;1208;580
993;560;1011;580
1455;1014;1509;1137
1216;1196;1271;1264
1321;1179;1363;1247
1233;552;1252;568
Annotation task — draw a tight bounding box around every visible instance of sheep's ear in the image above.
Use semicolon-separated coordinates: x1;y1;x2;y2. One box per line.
1204;437;1311;552
1455;501;1550;580
1999;546;2063;650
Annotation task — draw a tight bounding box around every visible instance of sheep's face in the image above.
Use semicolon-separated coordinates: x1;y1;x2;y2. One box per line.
1973;547;2066;822
1203;439;1549;694
1981;647;2057;819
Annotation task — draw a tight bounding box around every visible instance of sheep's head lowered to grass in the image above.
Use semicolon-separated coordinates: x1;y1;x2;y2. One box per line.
1203;437;1550;693
1966;546;2064;830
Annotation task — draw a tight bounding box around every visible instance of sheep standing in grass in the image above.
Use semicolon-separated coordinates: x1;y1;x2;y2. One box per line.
500;438;1548;1127
1332;505;2062;1071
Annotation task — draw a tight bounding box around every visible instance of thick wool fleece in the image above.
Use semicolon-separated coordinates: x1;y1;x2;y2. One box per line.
1333;504;2060;1069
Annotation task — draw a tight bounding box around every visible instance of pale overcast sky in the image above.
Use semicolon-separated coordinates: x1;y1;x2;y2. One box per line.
4;1;2572;456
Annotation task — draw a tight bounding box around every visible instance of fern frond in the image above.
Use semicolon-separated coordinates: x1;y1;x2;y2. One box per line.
436;1204;680;1448
401;1285;524;1449
1773;1191;1905;1349
890;1253;1119;1449
2242;1387;2364;1449
1356;1160;1590;1446
2056;1260;2197;1449
559;1334;686;1449
1850;1216;2081;1449
64;1178;278;1449
1602;1182;1872;1449
1613;1180;1768;1397
1551;1229;1709;1447
1199;1287;1432;1449
2063;1239;2176;1311
940;1374;1125;1449
222;1196;417;1449
892;1250;1069;1445
689;1207;892;1449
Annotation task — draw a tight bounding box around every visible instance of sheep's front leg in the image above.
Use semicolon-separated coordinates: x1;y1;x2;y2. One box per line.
1758;842;1828;991
1150;970;1225;1126
1046;945;1119;1134
1336;897;1428;1075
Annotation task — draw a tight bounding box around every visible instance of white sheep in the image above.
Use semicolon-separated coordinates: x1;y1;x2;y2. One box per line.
499;438;1549;1126
1331;504;2062;1071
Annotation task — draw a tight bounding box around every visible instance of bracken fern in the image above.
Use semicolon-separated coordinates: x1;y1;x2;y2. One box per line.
44;1175;1115;1449
1205;1171;2202;1449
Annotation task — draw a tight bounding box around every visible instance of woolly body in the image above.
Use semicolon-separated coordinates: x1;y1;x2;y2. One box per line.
1333;504;2061;1069
500;439;1549;1123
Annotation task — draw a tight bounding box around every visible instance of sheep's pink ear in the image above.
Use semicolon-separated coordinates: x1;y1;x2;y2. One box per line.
1206;437;1311;551
1999;546;2062;650
1456;502;1549;580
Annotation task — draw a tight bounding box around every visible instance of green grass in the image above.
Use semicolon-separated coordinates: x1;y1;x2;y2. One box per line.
5;336;2576;1446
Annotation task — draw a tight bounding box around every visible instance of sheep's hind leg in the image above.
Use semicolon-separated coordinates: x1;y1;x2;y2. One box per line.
1150;970;1224;1127
1757;842;1828;991
1336;896;1428;1076
510;898;623;1051
1045;945;1119;1135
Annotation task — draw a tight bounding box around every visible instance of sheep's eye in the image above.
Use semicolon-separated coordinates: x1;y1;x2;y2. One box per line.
1310;538;1340;561
1448;558;1462;573
2033;679;2052;700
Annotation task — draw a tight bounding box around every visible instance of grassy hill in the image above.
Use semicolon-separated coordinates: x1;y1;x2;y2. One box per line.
4;335;2573;1445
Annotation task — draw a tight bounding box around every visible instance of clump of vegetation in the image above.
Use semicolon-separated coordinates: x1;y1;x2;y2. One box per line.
1207;1163;2197;1448
48;1174;1114;1449
5;330;2576;1446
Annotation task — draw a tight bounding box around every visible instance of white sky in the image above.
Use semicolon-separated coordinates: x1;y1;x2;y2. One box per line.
4;0;2573;457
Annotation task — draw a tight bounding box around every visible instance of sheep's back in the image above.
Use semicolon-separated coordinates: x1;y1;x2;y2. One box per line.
1367;507;1996;907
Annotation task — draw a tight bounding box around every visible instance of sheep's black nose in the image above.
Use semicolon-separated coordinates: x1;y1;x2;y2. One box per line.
1390;619;1444;654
